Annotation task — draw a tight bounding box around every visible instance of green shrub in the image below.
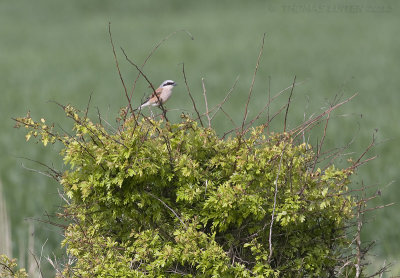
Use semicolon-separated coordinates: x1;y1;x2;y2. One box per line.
0;255;28;278
14;103;366;277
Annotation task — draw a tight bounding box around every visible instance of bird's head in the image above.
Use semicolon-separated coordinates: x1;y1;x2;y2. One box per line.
160;80;177;89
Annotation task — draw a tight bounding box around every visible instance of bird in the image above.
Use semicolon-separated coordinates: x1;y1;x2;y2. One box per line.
135;80;177;111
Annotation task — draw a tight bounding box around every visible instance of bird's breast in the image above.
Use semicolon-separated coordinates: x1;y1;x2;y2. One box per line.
160;90;172;103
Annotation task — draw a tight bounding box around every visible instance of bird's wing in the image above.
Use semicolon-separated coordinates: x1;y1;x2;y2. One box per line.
150;87;163;98
147;87;163;102
139;87;162;105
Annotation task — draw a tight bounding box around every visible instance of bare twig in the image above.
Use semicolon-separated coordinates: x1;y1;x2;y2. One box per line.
352;182;393;278
0;261;15;275
130;30;194;100
313;112;330;171
241;33;266;134
28;240;46;278
146;191;186;228
221;102;287;139
96;109;119;133
220;107;237;129
302;97;311;145
291;93;358;139
46;254;68;278
361;202;395;214
267;75;271;134
26;216;67;229
120;47;169;122
350;132;376;170
96;106;102;126
38;239;48;278
18;157;61;181
355;198;364;278
379;261;386;278
182;63;204;126
201;78;211;128
261;102;288;130
268;147;286;263
58;188;70;206
283;76;296;133
84;93;92;120
210;76;240;120
243;80;304;134
21;163;55;180
108;23;134;117
350;156;377;171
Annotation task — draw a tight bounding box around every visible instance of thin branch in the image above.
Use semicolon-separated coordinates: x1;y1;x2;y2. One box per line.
260;103;288;130
18;157;62;181
283;75;296;132
96;106;102;126
350;156;377;171
222;102;287;140
210;76;240;120
361;203;395;214
355;199;363;278
350;132;377;170
268;147;286;263
120;47;169;121
201;78;211;128
182;63;204;127
26;216;67;229
108;22;133;117
13;117;60;142
46;254;67;278
58;188;71;206
241;33;266;134
220;107;237;129
96;108;118;133
0;262;15;275
84;93;93;120
21;163;56;180
38;239;48;278
29;248;44;278
146;192;186;228
243;79;303;134
291;93;358;139
130;30;194;100
267;75;271;134
313;112;330;171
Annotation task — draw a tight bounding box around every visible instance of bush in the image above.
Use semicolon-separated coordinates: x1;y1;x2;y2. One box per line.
12;29;387;277
14;102;370;277
0;255;28;278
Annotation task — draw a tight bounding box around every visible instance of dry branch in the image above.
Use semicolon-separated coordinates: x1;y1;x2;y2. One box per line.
182;63;204;127
130;30;194;101
108;23;133;118
283;76;296;132
120;47;169;121
201;78;211;128
210;76;240;121
291;93;358;138
241;33;266;134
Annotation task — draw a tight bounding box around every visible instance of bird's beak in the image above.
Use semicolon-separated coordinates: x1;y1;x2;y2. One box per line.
173;83;177;86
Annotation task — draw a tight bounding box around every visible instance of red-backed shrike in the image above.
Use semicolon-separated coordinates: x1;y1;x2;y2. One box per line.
135;80;177;110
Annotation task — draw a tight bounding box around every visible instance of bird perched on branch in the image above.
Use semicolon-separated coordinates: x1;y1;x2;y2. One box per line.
135;80;177;111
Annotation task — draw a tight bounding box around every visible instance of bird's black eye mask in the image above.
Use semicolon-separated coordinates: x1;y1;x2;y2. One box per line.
163;82;175;86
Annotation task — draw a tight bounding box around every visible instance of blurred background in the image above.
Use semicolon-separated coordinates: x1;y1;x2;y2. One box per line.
0;0;399;276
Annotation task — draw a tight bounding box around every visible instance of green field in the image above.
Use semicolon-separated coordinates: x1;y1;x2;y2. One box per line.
1;0;399;276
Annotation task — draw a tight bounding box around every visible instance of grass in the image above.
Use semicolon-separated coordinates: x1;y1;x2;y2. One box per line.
1;0;399;276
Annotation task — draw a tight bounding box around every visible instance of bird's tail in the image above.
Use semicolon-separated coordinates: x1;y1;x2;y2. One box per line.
133;102;149;112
